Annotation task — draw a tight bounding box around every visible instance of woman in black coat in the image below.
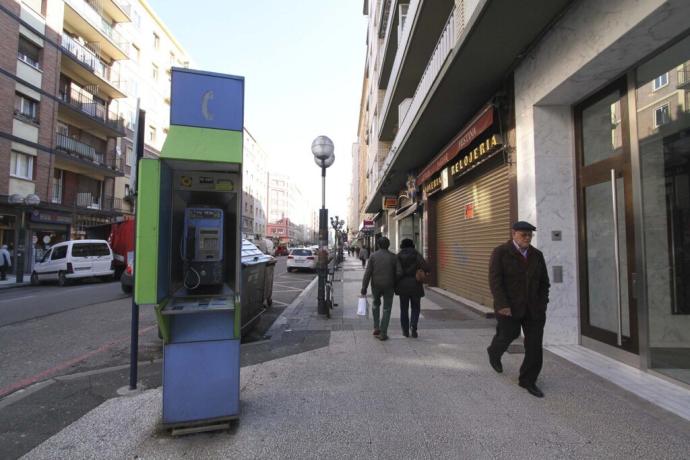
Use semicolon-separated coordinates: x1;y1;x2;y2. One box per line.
395;239;430;338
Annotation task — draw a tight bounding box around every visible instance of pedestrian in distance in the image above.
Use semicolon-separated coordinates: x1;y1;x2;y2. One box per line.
358;245;369;269
0;244;11;281
361;237;397;341
354;246;360;259
487;221;550;398
395;238;430;338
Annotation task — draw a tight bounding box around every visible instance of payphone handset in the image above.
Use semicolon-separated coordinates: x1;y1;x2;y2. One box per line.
182;207;224;290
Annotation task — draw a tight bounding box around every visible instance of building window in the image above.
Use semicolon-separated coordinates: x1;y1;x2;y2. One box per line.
132;10;141;28
52;169;63;204
18;35;40;69
169;52;175;66
148;125;156;143
125;145;133;166
131;44;140;63
654;103;670;127
14;93;39;122
125;184;130;197
153;32;160;49
10;151;34;180
652;72;669;91
130;80;139;98
152;63;159;81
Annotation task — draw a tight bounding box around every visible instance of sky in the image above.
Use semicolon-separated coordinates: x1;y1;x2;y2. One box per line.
147;0;368;227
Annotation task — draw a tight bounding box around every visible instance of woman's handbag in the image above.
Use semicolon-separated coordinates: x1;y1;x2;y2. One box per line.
357;295;368;316
415;268;427;284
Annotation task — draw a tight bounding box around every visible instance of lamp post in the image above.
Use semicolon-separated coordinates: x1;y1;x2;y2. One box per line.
9;193;41;283
311;135;335;316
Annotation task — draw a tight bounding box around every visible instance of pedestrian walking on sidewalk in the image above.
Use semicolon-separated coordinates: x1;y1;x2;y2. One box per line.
0;245;11;281
358;245;369;268
487;221;550;398
395;238;430;338
361;237;397;341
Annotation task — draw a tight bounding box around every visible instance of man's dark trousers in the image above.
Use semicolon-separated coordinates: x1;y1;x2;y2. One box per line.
488;310;545;385
371;286;394;336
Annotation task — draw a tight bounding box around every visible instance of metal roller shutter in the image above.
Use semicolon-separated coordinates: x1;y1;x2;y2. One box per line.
435;164;510;306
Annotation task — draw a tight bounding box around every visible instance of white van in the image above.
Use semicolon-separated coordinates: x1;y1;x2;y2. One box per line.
31;239;115;286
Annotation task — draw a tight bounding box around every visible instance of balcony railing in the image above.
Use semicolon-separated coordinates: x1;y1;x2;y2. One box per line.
59;86;125;132
60;34;124;90
64;0;128;51
60;193;125;212
379;7;457;185
56;132;103;163
55;133;124;173
17;52;41;70
380;0;420;132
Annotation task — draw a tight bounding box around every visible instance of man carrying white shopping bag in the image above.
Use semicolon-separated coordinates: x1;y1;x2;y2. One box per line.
361;237;397;341
357;295;368;316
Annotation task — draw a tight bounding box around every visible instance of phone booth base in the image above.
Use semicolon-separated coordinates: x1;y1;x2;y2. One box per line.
160;306;240;426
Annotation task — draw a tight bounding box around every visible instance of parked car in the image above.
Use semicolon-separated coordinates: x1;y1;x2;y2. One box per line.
286;248;317;272
254;238;274;255
274;245;289;256
31;239;115;286
120;251;134;294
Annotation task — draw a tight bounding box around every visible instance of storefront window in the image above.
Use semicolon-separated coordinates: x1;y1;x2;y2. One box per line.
0;215;16;272
636;35;690;384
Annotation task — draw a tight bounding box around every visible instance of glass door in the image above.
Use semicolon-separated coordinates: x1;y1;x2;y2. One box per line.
577;79;639;353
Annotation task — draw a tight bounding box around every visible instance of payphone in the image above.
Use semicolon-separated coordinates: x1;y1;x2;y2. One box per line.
182;207;224;289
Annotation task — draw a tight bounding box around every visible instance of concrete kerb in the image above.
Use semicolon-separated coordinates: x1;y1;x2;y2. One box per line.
0;281;31;290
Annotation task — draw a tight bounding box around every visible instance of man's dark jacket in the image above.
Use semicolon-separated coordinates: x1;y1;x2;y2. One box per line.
489;240;550;319
361;248;397;292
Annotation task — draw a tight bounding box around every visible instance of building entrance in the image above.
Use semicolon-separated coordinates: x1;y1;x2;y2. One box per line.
576;80;639;354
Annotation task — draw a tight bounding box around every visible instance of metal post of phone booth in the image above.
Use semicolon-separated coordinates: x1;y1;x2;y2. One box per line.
134;68;244;433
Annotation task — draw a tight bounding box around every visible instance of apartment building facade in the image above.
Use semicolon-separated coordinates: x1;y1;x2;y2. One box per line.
242;128;268;241
358;0;690;388
266;173;313;246
114;0;191;213
1;0;131;270
0;0;191;274
348;141;359;239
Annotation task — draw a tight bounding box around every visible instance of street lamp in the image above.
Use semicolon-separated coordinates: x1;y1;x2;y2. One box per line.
9;193;41;283
311;135;335;316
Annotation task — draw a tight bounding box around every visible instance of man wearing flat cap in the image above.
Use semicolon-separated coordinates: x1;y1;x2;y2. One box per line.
487;221;550;397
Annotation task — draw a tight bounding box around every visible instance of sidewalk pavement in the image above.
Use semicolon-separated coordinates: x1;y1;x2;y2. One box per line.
20;256;690;459
0;275;30;290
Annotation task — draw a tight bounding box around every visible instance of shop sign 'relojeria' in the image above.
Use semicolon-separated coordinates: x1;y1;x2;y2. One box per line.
449;134;503;178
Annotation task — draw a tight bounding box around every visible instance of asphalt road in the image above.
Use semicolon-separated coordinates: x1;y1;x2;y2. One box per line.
0;256;314;399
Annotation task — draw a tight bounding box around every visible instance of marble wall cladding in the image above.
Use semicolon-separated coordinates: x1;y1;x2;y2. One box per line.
515;106;581;345
517;0;690;107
